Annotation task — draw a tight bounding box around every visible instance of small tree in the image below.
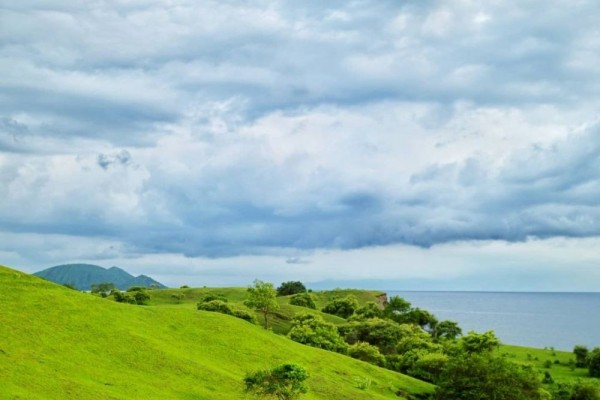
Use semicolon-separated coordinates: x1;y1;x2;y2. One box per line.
588;348;600;378
289;293;316;309
383;296;411;322
348;342;386;366
353;302;383;319
288;314;348;353
460;331;500;354
276;281;307;296
244;363;309;400
244;279;279;329
574;345;589;368
433;320;462;341
321;296;358;319
571;380;600;400
91;282;115;297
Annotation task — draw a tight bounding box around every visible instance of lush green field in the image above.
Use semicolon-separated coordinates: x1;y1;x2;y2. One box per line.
499;344;596;384
149;286;384;334
0;265;433;400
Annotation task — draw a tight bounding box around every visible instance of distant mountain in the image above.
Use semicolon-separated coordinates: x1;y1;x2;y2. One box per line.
33;263;167;291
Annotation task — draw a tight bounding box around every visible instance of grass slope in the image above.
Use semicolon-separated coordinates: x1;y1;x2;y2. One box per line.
150;287;384;334
499;344;599;384
0;265;432;400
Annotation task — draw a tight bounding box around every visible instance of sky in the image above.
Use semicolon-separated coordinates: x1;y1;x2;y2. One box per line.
2;0;600;290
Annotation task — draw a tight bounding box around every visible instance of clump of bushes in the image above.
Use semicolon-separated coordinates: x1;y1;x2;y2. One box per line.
112;287;150;305
321;296;358;319
289;293;316;309
244;363;309;400
276;281;307;296
197;298;257;324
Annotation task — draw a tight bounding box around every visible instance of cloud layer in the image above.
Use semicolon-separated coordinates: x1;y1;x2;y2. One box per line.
2;1;600;284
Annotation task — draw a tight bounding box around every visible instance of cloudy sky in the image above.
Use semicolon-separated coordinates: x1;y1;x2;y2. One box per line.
2;0;600;290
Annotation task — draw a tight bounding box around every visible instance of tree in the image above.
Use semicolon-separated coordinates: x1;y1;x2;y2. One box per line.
348;342;386;366
383;296;411;322
288;314;348;353
321;296;358;319
460;331;500;354
588;348;600;377
289;293;316;309
276;281;307;296
571;380;600;400
341;318;407;354
433;320;462;341
574;345;589;368
244;363;309;400
244;279;279;329
435;353;546;400
353;302;383;319
91;282;115;297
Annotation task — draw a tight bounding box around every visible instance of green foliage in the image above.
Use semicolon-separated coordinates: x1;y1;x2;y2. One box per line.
200;293;228;303
348;342;386;367
383;296;411;322
408;352;449;383
432;320;462;341
244;279;279;329
575;346;590;368
435;353;546;400
277;281;307;297
112;288;149;305
198;299;233;314
244;363;309;400
289;293;316;309
0;265;436;399
460;330;500;354
321;295;359;319
170;293;184;303
571;380;600;400
288;314;348;353
91;282;115;297
588;348;600;377
341;318;407;355
126;286;145;292
353;302;383;319
232;309;257;324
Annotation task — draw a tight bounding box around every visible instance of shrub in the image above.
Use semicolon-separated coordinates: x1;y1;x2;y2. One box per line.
198;300;233;315
244;363;309;400
288;314;348;354
588;348;600;377
571;380;600;400
232;309;257;324
348;342;386;367
353;302;382;319
575;346;590;368
276;281;307;296
321;296;358;319
200;294;228;303
113;290;136;304
289;293;316;309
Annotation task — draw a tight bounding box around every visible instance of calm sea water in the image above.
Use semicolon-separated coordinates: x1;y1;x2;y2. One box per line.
387;291;600;351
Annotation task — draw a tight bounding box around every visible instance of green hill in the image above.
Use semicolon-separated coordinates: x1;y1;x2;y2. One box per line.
0;265;433;399
33;263;166;291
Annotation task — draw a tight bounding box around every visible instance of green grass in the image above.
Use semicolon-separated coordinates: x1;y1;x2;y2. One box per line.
149;286;383;334
498;344;598;385
0;265;433;399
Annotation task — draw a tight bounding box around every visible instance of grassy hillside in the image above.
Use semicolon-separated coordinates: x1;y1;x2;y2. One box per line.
499;344;597;384
0;265;433;400
149;286;384;334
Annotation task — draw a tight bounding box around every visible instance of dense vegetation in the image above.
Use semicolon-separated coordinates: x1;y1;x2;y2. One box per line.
0;265;432;399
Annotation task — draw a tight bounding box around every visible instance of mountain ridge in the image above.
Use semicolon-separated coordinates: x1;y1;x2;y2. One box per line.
33;263;167;290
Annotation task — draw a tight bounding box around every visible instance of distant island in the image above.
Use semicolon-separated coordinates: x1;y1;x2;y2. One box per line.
33;263;167;291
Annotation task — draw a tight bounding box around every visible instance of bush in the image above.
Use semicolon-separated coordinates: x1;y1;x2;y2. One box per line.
348;342;386;367
200;294;228;303
198;300;233;315
244;363;309;400
232;309;257;324
321;296;358;319
575;346;589;368
276;281;307;296
341;318;416;355
435;353;545;400
113;289;149;305
353;302;382;319
588;348;600;377
289;293;316;309
288;314;348;354
571;380;600;400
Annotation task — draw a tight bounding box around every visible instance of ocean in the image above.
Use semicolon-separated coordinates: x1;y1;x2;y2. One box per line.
387;291;600;351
